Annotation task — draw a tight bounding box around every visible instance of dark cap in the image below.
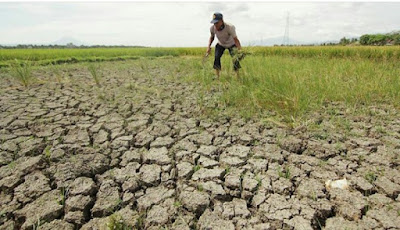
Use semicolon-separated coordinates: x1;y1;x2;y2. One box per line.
210;13;223;24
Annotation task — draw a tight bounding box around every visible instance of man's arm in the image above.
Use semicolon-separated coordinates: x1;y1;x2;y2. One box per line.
233;37;241;50
207;35;214;54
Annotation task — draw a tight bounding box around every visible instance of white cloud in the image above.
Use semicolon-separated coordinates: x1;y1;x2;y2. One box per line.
0;2;399;46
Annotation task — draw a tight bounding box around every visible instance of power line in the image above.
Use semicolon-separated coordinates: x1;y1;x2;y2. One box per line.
283;12;290;46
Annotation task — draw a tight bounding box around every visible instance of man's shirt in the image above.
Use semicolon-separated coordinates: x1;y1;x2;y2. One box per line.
210;22;237;48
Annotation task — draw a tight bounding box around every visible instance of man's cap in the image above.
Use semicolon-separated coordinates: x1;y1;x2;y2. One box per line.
210;13;223;24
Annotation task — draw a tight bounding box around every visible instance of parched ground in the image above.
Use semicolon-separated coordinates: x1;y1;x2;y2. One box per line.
1;59;400;230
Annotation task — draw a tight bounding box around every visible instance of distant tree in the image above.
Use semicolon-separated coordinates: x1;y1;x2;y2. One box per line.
393;34;400;45
369;34;387;46
339;37;350;45
66;42;75;48
350;38;358;43
360;34;371;45
387;32;400;45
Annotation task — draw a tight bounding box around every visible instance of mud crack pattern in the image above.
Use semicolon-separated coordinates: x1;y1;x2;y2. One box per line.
1;60;400;229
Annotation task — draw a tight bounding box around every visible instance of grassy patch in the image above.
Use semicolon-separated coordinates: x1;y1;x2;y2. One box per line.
49;63;64;83
107;213;130;230
173;201;182;207
278;166;291;179
10;59;35;87
225;166;231;174
365;171;378;184
87;63;103;87
7;161;16;169
186;50;400;123
58;187;69;207
193;165;201;172
43;145;51;161
197;184;204;192
136;211;146;229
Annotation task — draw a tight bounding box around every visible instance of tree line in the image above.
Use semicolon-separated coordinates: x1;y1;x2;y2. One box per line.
2;31;399;48
339;30;400;46
0;44;147;49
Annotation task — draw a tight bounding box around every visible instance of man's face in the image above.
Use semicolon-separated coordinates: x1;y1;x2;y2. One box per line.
214;20;223;29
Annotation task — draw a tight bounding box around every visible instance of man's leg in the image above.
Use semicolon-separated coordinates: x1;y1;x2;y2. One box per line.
215;69;220;78
213;44;225;79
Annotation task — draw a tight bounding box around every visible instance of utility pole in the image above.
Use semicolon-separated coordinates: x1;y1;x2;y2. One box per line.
282;12;290;46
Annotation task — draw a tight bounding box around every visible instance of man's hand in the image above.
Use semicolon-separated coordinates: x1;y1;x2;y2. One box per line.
206;47;211;55
233;37;241;50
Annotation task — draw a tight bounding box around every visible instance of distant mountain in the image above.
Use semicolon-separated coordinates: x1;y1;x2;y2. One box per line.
52;36;86;46
245;36;303;46
0;43;18;47
0;37;86;47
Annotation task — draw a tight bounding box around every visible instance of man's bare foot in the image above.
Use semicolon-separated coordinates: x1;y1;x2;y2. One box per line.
235;70;240;79
215;69;220;79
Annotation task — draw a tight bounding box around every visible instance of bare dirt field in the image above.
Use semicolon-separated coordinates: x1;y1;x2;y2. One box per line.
1;59;400;229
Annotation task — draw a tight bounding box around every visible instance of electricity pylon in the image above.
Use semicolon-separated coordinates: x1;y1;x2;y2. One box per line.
282;12;290;46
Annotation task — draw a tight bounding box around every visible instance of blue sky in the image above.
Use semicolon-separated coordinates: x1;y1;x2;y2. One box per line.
1;1;399;46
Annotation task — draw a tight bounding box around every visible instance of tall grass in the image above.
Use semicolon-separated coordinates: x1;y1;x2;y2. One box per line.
10;59;35;87
49;63;64;83
248;46;400;60
0;47;205;67
1;46;399;68
87;63;102;86
188;51;400;121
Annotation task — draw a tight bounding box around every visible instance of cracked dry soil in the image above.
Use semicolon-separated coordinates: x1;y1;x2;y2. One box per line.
1;59;400;230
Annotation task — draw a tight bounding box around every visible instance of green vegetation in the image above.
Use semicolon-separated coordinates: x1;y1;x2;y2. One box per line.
1;46;400;68
2;46;400;123
34;218;42;230
337;31;400;46
87;63;103;86
49;63;64;83
136;212;146;230
225;166;231;174
7;161;16;169
188;49;400;123
58;187;69;207
43;145;51;160
173;201;182;207
107;213;131;230
247;46;400;60
197;184;204;192
193;165;201;172
278;166;291;179
10;59;35;87
360;31;400;46
365;171;378;184
255;175;262;189
310;191;318;201
0;47;204;68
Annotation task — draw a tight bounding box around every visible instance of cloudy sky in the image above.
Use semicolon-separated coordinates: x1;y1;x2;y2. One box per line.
1;1;399;46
